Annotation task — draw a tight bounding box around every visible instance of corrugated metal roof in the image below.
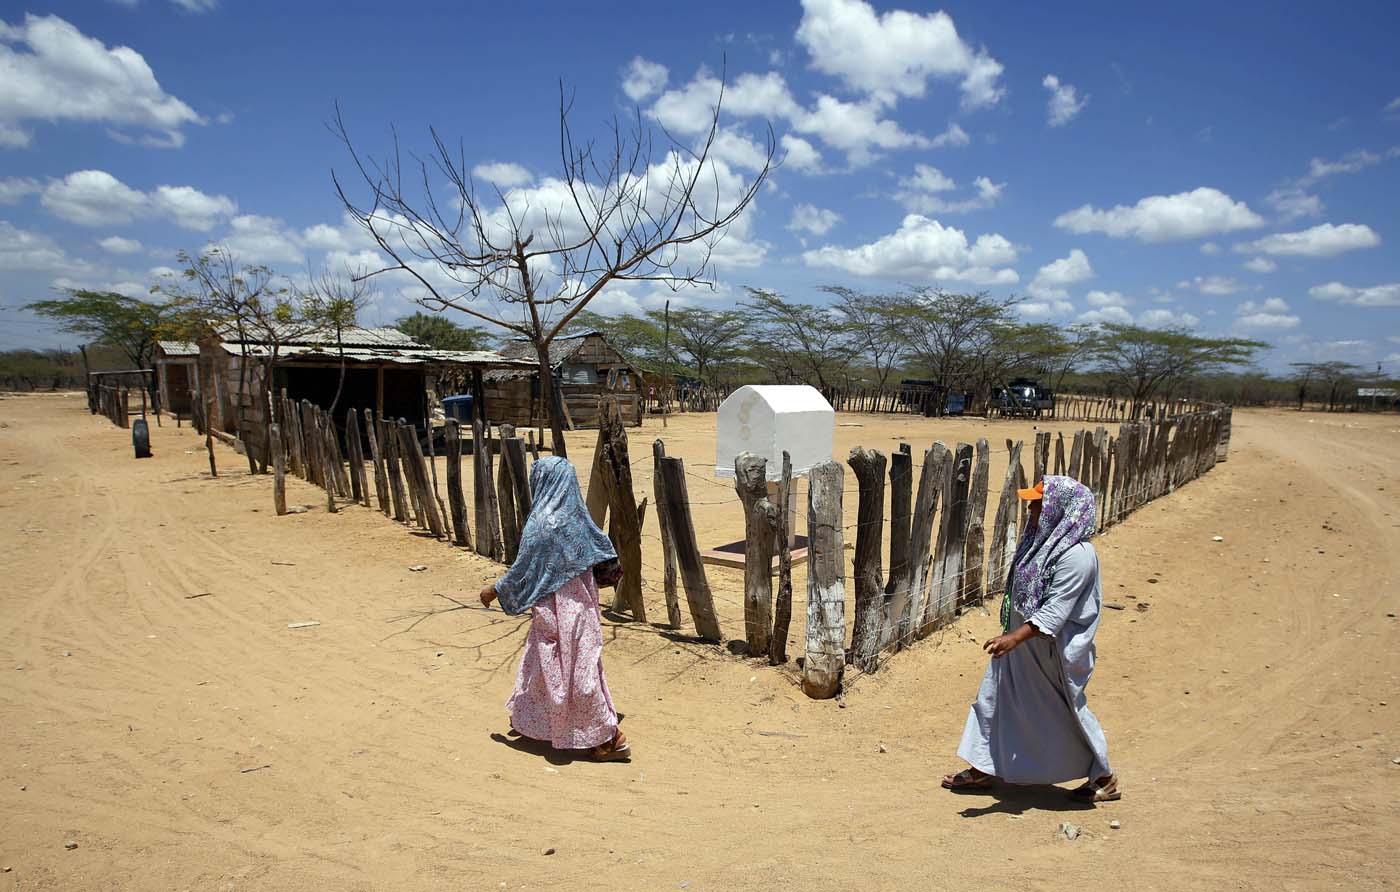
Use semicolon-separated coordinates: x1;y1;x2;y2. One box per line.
218;342;534;369
156;340;199;357
216;323;420;349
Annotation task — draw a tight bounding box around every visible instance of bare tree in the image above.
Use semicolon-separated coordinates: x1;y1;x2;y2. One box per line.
331;79;773;457
302;265;374;414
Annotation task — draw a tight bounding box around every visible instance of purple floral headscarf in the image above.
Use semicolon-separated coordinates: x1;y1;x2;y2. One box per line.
1002;475;1097;631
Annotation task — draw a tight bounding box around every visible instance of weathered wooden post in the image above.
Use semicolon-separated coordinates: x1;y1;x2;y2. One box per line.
364;409;389;514
319;413;337;514
901;443;948;647
802;461;846;699
1053;432;1065;476
472;416;504;559
652;440;682;629
381;418;408;522
1033;431;1051;484
885;444;913;604
299;400;319;487
502;436;531;523
346;408;367;506
769;451;795;665
443;418;472;546
847;447;886;672
270;422;287;516
962;438;990;609
928;442;972;630
735;452;777;656
987;440;1024;598
1068;430;1085;482
496;436;521;562
657;455;722;642
597;402;645;621
400;423;446;539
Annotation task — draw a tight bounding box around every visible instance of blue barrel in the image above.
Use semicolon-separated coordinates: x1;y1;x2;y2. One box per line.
132;418;152;458
441;394;474;421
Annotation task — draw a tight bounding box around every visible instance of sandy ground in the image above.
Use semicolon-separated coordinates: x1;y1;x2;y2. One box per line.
1;392;1398;891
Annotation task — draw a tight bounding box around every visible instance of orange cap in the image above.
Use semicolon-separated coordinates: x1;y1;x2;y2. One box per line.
1017;480;1045;500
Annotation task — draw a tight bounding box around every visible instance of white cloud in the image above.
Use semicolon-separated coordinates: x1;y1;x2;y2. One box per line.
894;165;1003;214
779;134;824;173
1264;185;1323;221
1043;74;1087;127
1079;305;1133;325
792;93;930;165
651;70;801;137
802;213;1018;284
171;0;219;11
1242;257;1276;273
0;14;203;148
40;170;147;225
1234;297;1299;329
208;214;305;267
150;184;236;231
1138;308;1200;328
1027;248;1093;299
710;128;771;172
98;235;142;254
1054;187;1264;242
472;162;533;189
795;0;1004;108
1018;299;1074;319
1085;289;1129;308
931;122;970;148
1386;97;1400;116
0;219;88;273
0;176;40;204
1309;281;1400;308
1199;242;1220;255
622;57;669;102
1181;275;1244;296
1235;222;1380;258
787;203;840;237
1306;148;1389;181
39;169;234;230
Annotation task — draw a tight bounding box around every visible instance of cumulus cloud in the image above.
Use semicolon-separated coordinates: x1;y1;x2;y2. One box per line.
1084;289;1129;308
1242;257;1276;273
931;122;970;148
786;203;840;237
39;170;234;230
98;235;142;254
893;165;1003;214
207;214;305;266
779;134;824;173
1043;74;1088;126
0;219;89;273
0;14;203;148
1181;275;1244;295
1235;222;1380;258
1199;242;1221;255
471;162;533;189
802;213;1018;284
710;128;773;173
1264;185;1323;221
1309;281;1400;308
171;0;219;11
1027;248;1093;299
1078;305;1133;326
0;176;40;204
621;57;668;102
795;0;1004;108
1234;296;1299;329
1018;299;1074;320
1137;308;1200;328
1054;187;1264;242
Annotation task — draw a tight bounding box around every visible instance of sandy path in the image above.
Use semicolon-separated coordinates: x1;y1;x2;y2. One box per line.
1;393;1397;891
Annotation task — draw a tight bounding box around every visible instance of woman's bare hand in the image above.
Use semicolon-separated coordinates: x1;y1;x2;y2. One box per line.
479;585;497;608
983;633;1021;658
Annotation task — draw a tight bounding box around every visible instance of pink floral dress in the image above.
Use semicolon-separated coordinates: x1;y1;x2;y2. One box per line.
506;572;619;750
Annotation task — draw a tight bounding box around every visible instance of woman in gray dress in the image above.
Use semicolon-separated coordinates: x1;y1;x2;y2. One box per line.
942;475;1120;803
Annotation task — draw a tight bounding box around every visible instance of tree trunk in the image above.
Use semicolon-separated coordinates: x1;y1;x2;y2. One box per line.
534;339;567;458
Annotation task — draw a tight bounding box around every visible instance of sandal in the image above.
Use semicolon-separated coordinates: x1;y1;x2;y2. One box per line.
1068;774;1121;802
941;767;994;791
590;731;631;763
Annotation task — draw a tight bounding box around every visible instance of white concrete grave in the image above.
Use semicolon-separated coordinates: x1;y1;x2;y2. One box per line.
705;385;835;569
714;385;835;480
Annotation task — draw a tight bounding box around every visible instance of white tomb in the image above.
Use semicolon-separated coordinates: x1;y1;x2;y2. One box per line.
714;384;835;480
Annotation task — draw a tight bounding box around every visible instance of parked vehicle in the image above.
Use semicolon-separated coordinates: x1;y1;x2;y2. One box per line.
994;378;1054;417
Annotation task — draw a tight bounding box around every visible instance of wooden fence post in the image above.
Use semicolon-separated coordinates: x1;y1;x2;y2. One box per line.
657;455;722;642
735;452;776;656
502;436;532;525
299;400;319;487
900;443;948;648
270;422;287;516
986;440;1024;599
318;413;337;514
444;418;472;546
962;438;989;609
847;447;886;672
802;460;845;699
1053;432;1065;476
496;435;521;562
927;442;972;631
472;416;504;559
346;408;367;506
885;444;913;603
585;423;609;526
400;423;446;539
652;440;682;629
1033;431;1051;484
364;409;389;514
769;451;794;665
382;417;408;522
597;402;645;621
1068;430;1085;481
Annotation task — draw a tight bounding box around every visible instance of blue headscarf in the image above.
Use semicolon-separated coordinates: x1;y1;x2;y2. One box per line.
492;456;617;616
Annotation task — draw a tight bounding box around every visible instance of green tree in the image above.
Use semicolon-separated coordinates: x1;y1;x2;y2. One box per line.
1289;361;1363;411
25;289;174;375
647;305;747;382
394;311;492;351
1091;324;1266;418
821;287;909;392
742;288;853;390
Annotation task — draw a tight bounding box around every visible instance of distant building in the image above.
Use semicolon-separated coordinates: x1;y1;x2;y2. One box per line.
483;331;643;429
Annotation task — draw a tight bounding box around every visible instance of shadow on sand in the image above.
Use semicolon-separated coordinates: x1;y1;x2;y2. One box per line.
950;783;1101;817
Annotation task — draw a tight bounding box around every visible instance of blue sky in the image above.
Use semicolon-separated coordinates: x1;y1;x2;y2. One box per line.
1;0;1398;373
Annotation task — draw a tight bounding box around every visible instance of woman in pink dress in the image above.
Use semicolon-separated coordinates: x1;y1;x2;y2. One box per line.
479;457;631;762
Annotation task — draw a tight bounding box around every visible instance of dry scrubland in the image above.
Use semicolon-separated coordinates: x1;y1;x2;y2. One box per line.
2;392;1399;891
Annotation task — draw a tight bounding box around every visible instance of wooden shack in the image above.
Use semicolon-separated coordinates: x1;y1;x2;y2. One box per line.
483;332;642;429
153;340;199;415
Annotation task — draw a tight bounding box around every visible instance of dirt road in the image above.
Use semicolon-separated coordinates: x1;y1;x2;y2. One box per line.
2;393;1397;890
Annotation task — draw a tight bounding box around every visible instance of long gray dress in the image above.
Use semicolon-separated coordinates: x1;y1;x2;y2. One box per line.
957;541;1112;784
